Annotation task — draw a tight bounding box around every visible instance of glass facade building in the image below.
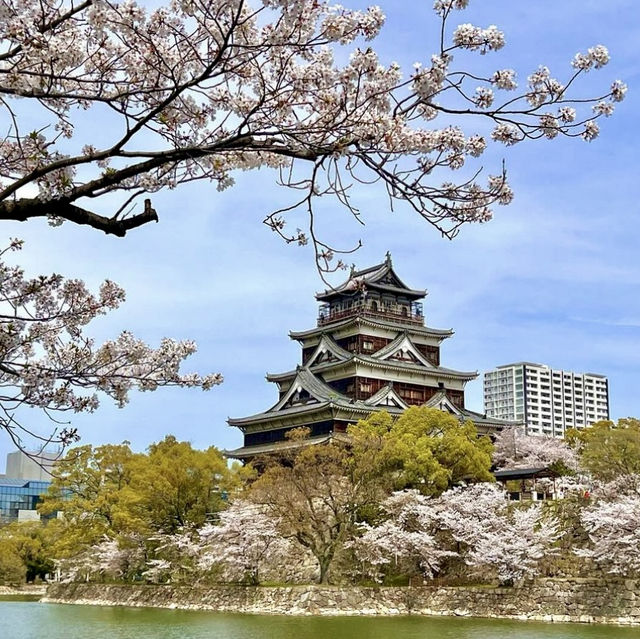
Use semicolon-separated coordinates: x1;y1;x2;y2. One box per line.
0;478;51;522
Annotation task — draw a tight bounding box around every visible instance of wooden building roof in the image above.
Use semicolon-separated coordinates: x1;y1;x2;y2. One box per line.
225;387;512;459
315;253;426;302
289;316;454;341
267;332;477;385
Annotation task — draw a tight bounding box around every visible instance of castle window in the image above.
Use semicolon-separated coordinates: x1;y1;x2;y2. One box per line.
290;389;314;405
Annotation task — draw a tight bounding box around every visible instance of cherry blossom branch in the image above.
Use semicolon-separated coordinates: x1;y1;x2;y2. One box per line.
0;239;222;453
0;0;626;267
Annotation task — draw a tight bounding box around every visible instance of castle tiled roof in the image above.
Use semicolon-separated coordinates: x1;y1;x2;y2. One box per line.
424;391;521;432
268;333;477;384
225;388;516;459
228;367;407;428
289;316;453;341
315;254;426;302
224;433;351;460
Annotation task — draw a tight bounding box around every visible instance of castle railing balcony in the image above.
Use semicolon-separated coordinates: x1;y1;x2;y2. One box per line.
317;301;424;327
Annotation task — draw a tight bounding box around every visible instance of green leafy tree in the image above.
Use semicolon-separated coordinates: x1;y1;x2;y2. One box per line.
0;520;70;583
568;418;640;482
39;442;144;552
127;436;238;533
349;407;494;495
40;436;246;565
0;540;26;586
0;523;56;582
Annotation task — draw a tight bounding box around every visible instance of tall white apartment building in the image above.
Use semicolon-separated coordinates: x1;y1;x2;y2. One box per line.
483;363;609;437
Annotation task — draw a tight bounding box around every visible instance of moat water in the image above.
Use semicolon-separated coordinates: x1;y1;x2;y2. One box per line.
2;600;638;639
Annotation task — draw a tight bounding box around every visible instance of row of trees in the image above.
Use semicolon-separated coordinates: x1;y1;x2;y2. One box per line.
3;410;640;587
33;407;495;584
0;435;248;584
40;435;247;537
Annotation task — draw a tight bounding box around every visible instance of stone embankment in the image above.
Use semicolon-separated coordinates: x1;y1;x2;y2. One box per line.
42;578;640;625
0;585;46;596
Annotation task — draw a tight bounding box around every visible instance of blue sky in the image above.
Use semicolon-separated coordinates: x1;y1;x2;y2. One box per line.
1;0;639;467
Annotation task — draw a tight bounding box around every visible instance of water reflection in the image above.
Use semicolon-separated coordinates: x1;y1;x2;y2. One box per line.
1;602;637;639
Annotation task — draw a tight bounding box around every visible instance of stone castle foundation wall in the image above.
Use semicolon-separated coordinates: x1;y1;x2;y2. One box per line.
43;578;640;625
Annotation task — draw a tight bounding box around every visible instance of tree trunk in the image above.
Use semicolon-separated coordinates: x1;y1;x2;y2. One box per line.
318;556;332;584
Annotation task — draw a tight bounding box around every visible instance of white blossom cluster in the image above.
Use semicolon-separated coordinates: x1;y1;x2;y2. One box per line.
452;23;505;54
576;481;640;575
433;0;469;17
491;69;517;90
473;87;494;109
350;484;561;584
572;45;610;71
492;426;579;472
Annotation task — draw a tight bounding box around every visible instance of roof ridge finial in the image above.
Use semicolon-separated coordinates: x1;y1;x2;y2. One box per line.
349;263;356;277
385;251;392;266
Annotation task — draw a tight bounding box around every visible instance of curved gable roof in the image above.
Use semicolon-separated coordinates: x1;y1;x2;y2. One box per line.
375;333;436;368
316;255;426;302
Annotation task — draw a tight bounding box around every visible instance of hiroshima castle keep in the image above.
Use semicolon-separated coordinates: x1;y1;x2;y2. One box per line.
227;254;511;460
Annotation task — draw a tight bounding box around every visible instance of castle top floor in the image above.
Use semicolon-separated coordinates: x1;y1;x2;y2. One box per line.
315;253;426;328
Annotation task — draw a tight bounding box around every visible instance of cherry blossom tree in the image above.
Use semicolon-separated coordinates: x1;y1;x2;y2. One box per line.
0;239;221;454
140;558;172;584
436;484;561;584
349;490;455;583
197;500;304;584
463;504;560;585
91;534;145;580
56;533;144;582
576;493;640;576
493;426;578;473
592;474;640;500
434;482;507;548
142;527;202;583
353;483;561;585
0;0;625;270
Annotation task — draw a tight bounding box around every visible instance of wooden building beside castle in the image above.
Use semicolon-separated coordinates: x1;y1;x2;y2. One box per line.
226;255;512;460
